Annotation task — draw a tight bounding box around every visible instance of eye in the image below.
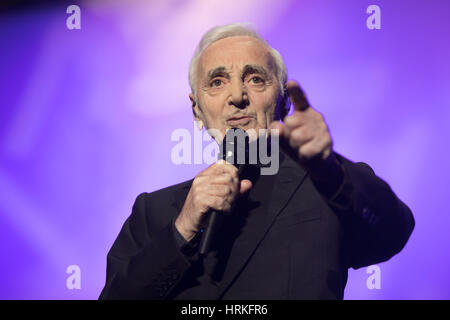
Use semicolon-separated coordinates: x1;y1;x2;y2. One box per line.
210;79;224;87
249;76;264;85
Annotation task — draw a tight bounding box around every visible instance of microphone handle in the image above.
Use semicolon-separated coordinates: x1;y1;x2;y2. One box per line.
198;164;245;255
198;209;223;255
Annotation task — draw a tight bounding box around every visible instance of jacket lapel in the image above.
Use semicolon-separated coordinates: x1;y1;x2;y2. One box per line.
216;148;308;299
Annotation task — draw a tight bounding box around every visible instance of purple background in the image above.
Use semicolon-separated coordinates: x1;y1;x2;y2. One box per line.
0;0;449;299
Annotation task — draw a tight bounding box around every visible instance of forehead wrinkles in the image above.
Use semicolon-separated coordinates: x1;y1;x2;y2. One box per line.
197;37;275;80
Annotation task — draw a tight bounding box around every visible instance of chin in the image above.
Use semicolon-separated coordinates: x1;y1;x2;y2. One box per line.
241;125;268;141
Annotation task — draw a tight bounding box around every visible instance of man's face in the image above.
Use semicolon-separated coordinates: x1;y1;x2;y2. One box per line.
191;36;281;142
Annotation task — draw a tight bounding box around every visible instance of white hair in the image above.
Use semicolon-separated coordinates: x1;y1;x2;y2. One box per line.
188;22;288;99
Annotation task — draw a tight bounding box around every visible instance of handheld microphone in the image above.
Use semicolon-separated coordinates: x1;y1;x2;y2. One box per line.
198;128;249;255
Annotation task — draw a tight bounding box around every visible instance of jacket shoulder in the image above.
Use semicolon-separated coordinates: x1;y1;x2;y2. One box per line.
133;179;194;228
145;179;193;202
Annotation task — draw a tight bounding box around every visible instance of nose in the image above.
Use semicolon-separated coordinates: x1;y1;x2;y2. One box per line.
228;80;249;109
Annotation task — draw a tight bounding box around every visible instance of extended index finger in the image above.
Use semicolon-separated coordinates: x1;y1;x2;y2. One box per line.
286;80;310;112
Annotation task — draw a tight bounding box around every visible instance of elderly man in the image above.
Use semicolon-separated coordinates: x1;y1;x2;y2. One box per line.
99;23;414;300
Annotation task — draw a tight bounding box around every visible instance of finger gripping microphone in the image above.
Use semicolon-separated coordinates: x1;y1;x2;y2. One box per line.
198;128;249;255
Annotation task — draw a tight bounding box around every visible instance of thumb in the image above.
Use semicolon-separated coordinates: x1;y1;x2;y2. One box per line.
239;179;253;194
287;80;310;112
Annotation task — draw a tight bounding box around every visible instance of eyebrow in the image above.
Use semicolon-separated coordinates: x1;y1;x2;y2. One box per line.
241;64;269;79
207;66;229;81
205;64;269;81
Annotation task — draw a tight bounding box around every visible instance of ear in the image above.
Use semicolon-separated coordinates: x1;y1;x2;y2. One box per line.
189;93;204;130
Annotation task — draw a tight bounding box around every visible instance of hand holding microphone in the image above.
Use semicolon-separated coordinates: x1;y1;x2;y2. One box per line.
174;129;252;248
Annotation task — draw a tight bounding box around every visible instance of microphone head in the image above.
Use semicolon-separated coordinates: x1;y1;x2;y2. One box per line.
219;128;249;168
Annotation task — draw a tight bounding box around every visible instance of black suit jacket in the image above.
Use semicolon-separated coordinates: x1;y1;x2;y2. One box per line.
99;150;414;299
